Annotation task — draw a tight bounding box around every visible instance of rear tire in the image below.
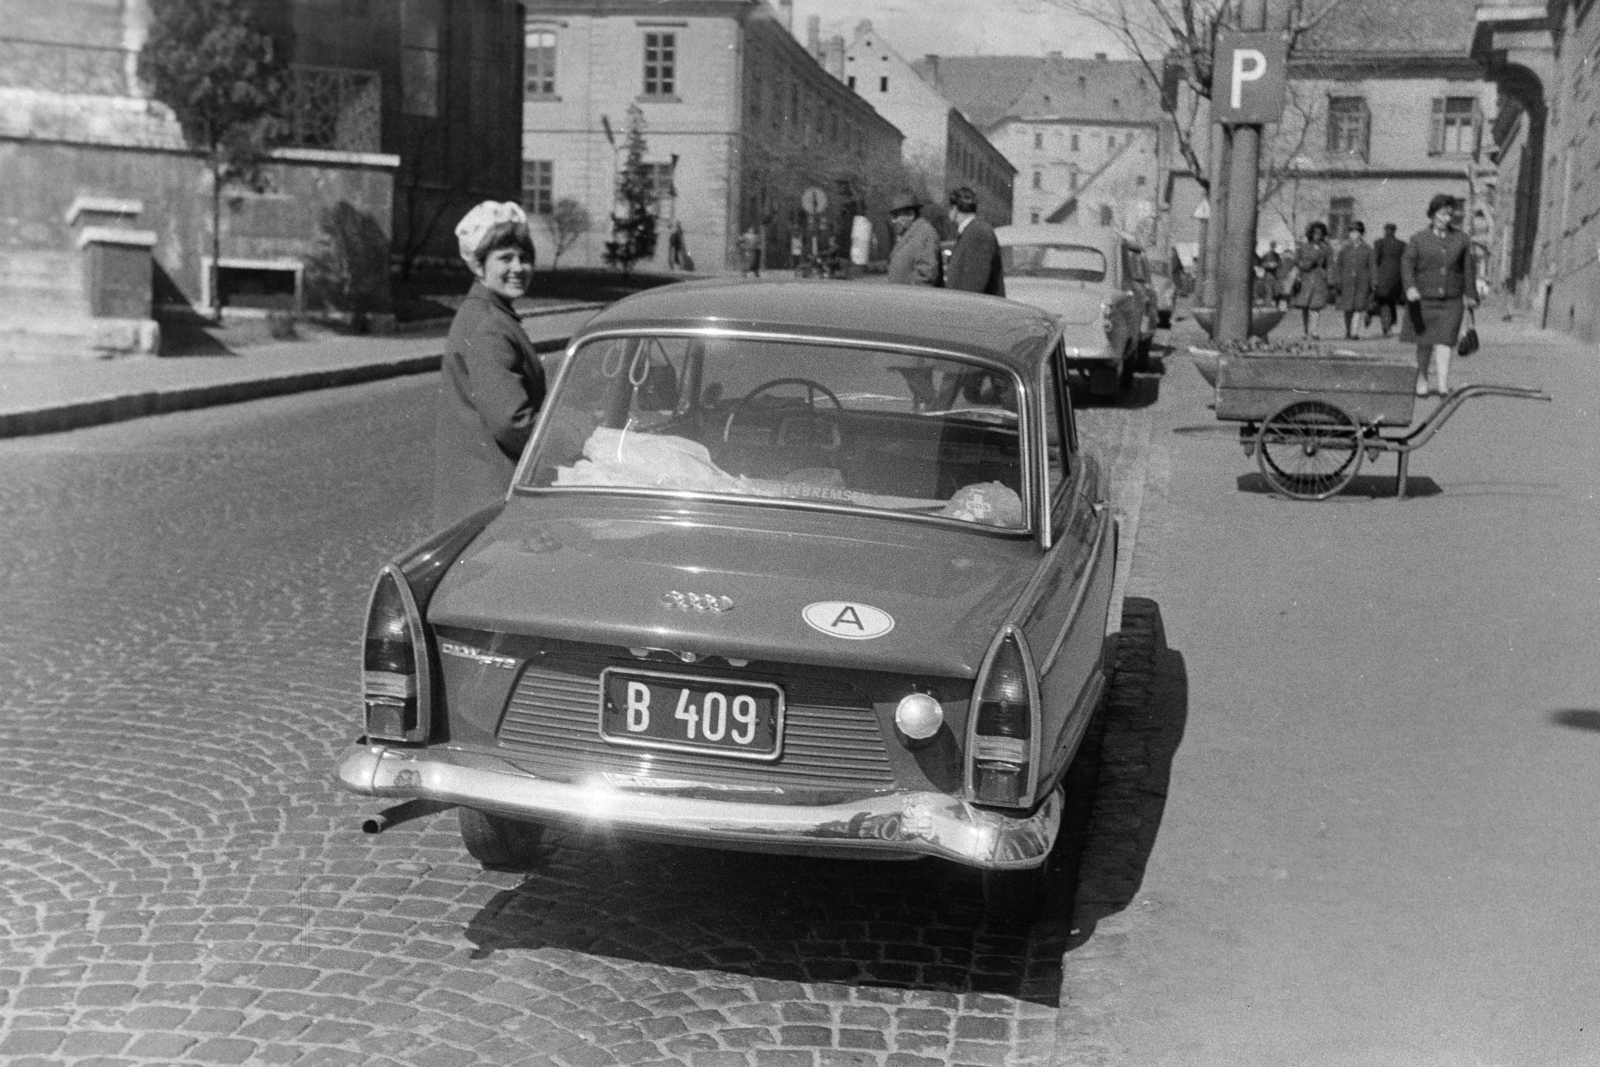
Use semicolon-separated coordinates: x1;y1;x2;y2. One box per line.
982;863;1049;925
459;808;544;867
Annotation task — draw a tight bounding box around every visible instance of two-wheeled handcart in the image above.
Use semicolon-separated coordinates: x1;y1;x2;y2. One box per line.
1212;350;1551;501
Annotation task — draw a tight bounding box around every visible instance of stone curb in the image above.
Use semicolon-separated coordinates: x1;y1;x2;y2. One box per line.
0;334;574;440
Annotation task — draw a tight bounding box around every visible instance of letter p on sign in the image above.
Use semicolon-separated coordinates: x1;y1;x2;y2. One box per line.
1231;49;1266;109
1212;32;1286;125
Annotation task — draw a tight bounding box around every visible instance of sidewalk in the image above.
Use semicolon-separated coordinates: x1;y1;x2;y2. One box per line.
0;303;605;438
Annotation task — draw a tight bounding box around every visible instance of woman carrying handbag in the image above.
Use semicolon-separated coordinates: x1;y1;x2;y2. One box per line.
1400;193;1478;396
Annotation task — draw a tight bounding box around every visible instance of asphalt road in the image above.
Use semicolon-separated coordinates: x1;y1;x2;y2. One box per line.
1060;319;1600;1066
0;369;1154;1066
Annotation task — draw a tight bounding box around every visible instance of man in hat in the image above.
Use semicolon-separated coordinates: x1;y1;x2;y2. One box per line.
885;190;943;287
944;186;1004;296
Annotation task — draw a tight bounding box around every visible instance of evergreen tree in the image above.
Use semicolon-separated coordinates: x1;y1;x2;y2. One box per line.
604;106;659;273
139;0;289;317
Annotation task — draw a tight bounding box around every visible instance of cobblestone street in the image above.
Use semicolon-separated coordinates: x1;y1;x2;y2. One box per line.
0;375;1162;1066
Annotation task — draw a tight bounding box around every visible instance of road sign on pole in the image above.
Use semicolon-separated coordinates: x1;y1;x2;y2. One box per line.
801;187;828;216
1211;32;1287;126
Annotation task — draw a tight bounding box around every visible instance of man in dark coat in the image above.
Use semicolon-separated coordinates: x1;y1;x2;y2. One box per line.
1333;220;1375;339
1371;222;1407;337
434;201;546;528
943;186;1005;296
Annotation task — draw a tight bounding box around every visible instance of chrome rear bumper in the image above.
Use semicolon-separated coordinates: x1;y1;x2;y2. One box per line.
338;742;1059;870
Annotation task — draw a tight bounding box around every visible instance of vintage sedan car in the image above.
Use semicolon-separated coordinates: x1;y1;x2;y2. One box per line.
340;280;1117;920
996;223;1157;398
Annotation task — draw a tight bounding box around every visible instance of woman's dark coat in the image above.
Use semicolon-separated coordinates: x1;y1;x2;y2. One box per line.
1333;238;1374;312
433;281;546;527
1373;233;1406;299
1399;227;1476;347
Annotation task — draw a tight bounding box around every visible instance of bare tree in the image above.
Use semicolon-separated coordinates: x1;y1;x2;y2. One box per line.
542;198;593;270
1048;0;1348;195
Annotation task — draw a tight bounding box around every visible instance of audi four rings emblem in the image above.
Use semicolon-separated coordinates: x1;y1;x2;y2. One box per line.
661;591;734;613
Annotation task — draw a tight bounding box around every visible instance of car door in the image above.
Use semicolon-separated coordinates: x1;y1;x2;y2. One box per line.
1122;244;1156;344
1016;342;1116;793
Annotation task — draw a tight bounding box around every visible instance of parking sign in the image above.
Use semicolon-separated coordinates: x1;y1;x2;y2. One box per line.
1211;32;1287;124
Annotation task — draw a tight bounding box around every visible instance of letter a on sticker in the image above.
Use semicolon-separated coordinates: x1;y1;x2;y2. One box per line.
831;606;864;631
802;601;895;640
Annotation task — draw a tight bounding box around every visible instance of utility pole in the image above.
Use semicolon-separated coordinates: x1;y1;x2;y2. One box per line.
1215;0;1273;343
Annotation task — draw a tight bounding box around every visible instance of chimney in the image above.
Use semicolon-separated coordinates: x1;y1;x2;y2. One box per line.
826;35;846;79
924;54;939;85
1095;52;1108;60
807;15;821;53
779;0;794;34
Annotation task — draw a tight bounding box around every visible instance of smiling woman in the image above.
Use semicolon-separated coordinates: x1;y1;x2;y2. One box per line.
433;201;545;526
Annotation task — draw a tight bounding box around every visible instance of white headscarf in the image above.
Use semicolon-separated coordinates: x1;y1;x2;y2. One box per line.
455;201;528;266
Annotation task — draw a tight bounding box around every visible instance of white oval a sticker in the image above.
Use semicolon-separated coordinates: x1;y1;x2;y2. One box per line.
803;601;895;640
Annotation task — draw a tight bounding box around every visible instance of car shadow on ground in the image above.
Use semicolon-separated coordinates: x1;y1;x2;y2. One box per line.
1059;597;1187;954
463;828;1068;1005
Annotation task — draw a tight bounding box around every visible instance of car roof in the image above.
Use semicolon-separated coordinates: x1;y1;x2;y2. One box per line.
994;223;1143;250
574;279;1058;371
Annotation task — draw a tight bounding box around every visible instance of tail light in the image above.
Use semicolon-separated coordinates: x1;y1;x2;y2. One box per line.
363;565;431;743
968;630;1039;808
1101;302;1114;335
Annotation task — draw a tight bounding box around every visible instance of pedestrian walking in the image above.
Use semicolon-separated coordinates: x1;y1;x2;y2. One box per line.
1256;243;1282;306
1401;193;1478;397
943;186;1005;296
667;221;686;270
433;201;545;527
1371;223;1407;337
885;190;943;287
1333;221;1375;339
738;225;762;277
1289;221;1332;337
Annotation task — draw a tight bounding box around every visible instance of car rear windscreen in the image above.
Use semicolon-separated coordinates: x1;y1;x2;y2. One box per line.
1002;244;1106;282
523;335;1027;530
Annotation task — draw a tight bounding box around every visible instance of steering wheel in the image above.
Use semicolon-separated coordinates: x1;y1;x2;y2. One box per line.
722;377;844;445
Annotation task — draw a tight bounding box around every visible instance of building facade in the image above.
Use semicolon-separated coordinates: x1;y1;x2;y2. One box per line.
830;20;1014;227
520;0;903;273
1471;0;1600;338
0;0;522;357
916;53;1171;248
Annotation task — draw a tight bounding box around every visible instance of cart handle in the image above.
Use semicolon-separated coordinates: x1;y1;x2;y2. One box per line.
1388;383;1551;451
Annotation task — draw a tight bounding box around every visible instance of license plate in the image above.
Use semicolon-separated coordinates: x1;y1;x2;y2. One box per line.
599;668;784;760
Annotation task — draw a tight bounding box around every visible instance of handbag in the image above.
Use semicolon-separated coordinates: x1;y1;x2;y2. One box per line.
1457;308;1479;356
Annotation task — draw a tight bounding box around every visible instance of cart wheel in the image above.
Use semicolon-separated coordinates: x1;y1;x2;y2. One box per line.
1256;399;1363;500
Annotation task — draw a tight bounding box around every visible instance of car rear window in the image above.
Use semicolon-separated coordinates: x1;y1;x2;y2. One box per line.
523;335;1026;529
1002;244;1106;282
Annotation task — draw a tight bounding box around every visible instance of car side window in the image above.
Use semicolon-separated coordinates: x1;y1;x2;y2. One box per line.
1123;246;1149;286
1042;347;1071;504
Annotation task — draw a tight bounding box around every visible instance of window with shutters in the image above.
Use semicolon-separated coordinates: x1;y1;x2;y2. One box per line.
522;160;553;215
643;162;675;212
643;32;676;97
1430;97;1478;156
1328;196;1355;237
1099;204;1114;226
400;0;441;117
525;28;557;98
1326;96;1369;160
